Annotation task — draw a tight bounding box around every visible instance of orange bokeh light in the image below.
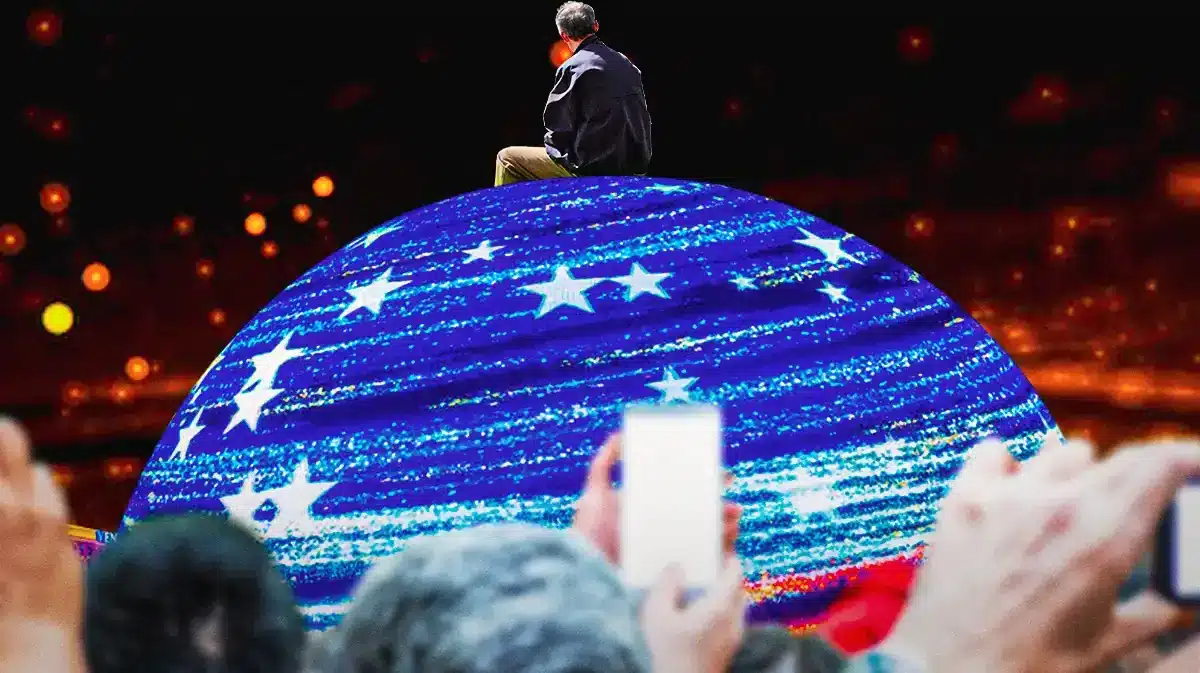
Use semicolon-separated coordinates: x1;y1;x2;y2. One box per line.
244;212;267;236
196;259;215;279
905;214;934;238
82;262;111;291
312;175;335;198
0;224;26;256
124;356;150;382
110;381;135;404
39;183;70;214
27;9;61;46
208;308;226;326
173;215;194;236
1146;278;1159;292
549;40;573;68
292;203;312;223
62;381;88;406
261;240;279;258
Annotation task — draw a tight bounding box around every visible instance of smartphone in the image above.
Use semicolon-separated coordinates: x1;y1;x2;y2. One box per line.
1153;479;1200;606
619;404;725;592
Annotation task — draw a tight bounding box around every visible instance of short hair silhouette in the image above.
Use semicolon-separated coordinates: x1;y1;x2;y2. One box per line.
555;2;597;40
84;514;305;673
729;626;847;673
330;523;651;673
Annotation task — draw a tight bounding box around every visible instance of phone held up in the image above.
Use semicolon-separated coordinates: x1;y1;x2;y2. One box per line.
1153;478;1200;607
619;404;725;598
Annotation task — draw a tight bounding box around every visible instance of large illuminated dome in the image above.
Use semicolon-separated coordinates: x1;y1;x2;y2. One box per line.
124;177;1057;629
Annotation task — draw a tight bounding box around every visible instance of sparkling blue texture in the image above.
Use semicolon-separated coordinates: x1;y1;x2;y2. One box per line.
124;177;1057;630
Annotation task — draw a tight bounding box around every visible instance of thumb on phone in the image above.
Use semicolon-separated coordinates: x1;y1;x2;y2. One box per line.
690;554;748;622
642;563;686;620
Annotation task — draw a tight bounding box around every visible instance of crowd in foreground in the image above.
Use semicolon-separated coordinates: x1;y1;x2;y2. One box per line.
2;418;1200;673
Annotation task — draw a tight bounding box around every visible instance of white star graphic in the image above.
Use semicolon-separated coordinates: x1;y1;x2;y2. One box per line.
261;458;337;538
817;281;851;304
356;224;400;249
646;367;698;403
169;412;206;461
611;262;672;301
224;384;283;434
463;240;505;263
340;268;411;319
520;266;604;318
794;228;864;266
243;332;305;392
221;472;270;534
730;275;757;291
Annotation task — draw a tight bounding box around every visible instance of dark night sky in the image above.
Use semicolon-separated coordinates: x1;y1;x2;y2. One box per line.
5;9;1200;451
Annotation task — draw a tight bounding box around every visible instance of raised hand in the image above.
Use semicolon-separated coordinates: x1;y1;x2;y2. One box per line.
571;433;742;564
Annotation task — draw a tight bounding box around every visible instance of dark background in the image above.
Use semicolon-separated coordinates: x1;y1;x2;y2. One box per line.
3;8;1199;529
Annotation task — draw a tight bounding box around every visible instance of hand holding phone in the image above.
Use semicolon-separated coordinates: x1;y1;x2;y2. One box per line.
619;404;725;592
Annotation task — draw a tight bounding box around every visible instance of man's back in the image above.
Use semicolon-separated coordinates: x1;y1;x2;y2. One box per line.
543;35;652;177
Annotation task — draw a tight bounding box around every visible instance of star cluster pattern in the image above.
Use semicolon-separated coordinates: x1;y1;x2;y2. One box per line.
123;177;1056;630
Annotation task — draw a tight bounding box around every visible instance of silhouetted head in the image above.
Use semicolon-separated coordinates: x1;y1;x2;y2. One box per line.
728;626;847;673
84;514;305;673
555;2;598;51
329;523;650;673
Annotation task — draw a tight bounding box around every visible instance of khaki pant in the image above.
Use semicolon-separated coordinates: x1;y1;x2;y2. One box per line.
494;146;574;186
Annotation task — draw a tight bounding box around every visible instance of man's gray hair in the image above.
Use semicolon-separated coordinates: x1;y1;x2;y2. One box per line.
555;2;597;40
330;523;652;673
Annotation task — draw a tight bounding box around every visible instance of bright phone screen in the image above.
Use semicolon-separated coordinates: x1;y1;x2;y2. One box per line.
619;405;724;590
1174;485;1200;597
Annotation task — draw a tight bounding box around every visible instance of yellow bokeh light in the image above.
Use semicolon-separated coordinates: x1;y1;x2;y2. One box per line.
82;262;111;291
292;204;312;223
244;212;267;236
42;301;74;335
312;175;335;198
124;356;150;382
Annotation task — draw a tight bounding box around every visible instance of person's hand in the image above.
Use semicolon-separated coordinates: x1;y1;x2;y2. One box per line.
0;417;85;673
877;436;1200;673
640;556;748;673
571;433;742;563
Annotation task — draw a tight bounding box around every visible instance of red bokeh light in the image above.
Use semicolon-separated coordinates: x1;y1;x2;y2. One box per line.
27;9;62;47
898;26;932;62
724;98;743;119
1009;76;1069;124
1166;162;1200;207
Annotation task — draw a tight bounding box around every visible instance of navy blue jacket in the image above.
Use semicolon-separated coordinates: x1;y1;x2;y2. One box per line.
543;35;652;177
